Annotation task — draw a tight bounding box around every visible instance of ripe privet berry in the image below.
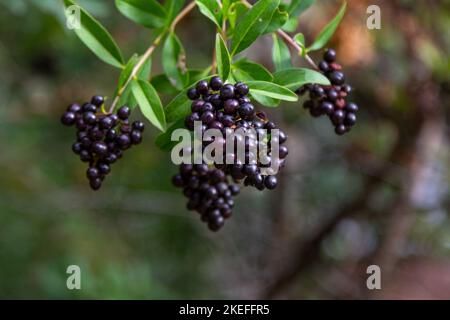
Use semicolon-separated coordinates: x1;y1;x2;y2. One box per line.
61;95;145;190
177;77;290;231
187;88;200;100
82;103;97;113
235;82;249;96
220;84;235;100
210;76;223;91
61;112;76;126
196;80;209;95
297;48;359;135
91;95;104;107
324;48;337;63
117;106;130;120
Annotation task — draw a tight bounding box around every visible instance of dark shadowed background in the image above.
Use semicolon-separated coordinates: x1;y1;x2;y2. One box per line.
0;0;449;299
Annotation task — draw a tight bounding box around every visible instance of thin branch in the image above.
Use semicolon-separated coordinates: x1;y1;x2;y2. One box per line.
108;1;197;113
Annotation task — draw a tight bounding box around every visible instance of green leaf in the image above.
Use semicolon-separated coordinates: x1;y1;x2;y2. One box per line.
264;7;289;34
246;81;298;102
251;93;281;108
307;1;347;52
162;32;187;90
155;118;186;151
131;79;166;132
254;97;280;107
273;68;330;90
231;0;279;55
232;66;279;107
215;34;231;81
63;0;124;68
272;34;291;71
115;0;166;29
288;0;315;17
195;0;222;29
233;59;273;82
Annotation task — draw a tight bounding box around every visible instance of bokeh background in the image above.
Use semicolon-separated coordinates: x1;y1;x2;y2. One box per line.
0;0;449;299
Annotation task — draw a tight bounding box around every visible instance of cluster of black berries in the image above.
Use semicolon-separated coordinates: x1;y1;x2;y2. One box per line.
297;49;359;135
172;164;240;231
220;115;288;191
61;96;144;190
172;77;288;231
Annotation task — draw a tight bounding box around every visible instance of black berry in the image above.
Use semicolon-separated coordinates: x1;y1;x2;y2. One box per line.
61;112;76;126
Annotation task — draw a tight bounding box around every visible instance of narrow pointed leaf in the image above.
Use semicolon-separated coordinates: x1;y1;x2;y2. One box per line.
273;68;330;90
215;34;231;81
131;80;166;132
163;32;187;90
288;0;315;17
115;0;166;29
307;1;347;52
195;0;222;29
272;34;292;71
231;0;279;55
233;59;273;82
232;67;279;107
63;0;124;68
246;81;298;102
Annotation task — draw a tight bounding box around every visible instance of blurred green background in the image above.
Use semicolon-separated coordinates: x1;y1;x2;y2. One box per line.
0;0;449;299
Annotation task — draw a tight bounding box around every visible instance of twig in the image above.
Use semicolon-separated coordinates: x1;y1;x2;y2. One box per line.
108;1;197;113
